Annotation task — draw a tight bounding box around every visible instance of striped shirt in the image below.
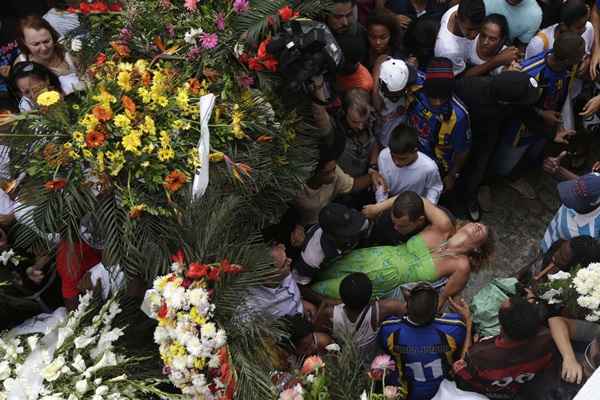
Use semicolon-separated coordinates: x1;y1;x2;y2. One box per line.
541;205;600;253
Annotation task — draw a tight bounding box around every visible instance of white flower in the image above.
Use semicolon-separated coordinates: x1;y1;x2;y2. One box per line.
71;38;82;52
75;379;89;394
188;288;209;311
42;356;66;382
184;28;204;45
325;343;340;352
87;351;117;374
74;335;95;349
27;335;39;351
108;374;127;382
586;313;600;322
214;329;227;347
72;353;86;373
94;377;102;385
0;361;10;380
548;270;571;281
306;374;315;383
172;356;187;371
0;249;15;265
208;354;220;369
201;323;216;339
95;385;109;396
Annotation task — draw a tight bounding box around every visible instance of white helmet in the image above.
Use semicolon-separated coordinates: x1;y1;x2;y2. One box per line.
380;58;411;92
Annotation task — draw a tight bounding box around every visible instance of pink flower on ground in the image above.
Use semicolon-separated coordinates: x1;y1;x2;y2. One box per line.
215;12;226;31
184;0;198;11
238;75;254;88
370;354;396;380
233;0;249;13
301;356;324;375
200;33;218;49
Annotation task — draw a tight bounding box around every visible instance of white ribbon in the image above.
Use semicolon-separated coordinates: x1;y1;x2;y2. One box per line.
192;93;216;200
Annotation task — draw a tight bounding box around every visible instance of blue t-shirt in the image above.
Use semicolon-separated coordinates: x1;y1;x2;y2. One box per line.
484;0;542;43
378;314;466;400
502;51;572;146
405;93;471;173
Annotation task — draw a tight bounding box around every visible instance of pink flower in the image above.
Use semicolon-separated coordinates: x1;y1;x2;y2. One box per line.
215;12;225;31
166;24;175;37
184;0;198;11
187;47;202;61
279;387;303;400
384;386;400;399
370;354;395;380
160;0;172;8
200;33;218;49
238;75;254;88
233;0;249;13
301;356;324;374
119;28;132;42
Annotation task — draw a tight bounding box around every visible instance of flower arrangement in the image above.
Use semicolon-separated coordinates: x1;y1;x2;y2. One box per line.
540;263;600;321
27;58;205;216
0;292;175;400
144;251;241;399
66;1;123;14
361;354;405;400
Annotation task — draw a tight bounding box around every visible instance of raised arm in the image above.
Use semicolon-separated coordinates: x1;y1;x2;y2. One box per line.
422;197;453;234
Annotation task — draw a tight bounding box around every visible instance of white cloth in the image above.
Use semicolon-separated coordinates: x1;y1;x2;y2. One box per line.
525;22;594;60
7;307;67;338
467;38;506;76
0;188;15;215
435;5;474;76
332;302;378;358
192;93;216;199
432;379;490;400
43;9;80;38
245;274;304;318
575;366;600;400
378;149;443;204
88;262;125;301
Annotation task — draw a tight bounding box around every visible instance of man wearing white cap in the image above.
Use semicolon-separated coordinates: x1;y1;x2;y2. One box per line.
371;57;422;149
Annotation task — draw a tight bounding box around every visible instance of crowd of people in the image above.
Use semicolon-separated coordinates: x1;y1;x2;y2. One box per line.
2;0;600;399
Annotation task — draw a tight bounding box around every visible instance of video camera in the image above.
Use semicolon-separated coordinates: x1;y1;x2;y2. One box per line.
267;19;342;94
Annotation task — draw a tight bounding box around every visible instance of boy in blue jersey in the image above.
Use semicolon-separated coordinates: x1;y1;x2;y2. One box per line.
493;32;585;199
378;283;468;400
405;57;471;195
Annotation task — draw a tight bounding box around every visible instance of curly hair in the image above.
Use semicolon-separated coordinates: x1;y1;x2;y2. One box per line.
455;220;496;272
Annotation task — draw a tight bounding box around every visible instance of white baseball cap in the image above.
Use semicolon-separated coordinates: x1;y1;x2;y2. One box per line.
380;58;414;92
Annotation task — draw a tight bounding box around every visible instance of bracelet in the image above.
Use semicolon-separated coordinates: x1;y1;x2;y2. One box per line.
369;163;378;171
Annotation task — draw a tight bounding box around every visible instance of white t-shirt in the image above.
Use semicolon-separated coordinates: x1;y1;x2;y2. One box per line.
435;5;474;76
525;22;595;60
467;37;507;76
378;149;443;204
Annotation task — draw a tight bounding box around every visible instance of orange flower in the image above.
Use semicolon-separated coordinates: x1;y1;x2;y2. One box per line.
256;135;272;143
95;52;107;65
44;179;67;191
121;95;136;115
85;130;106;148
111;41;130;57
92;105;112;122
278;5;299;22
42;143;69;167
142;71;152;86
163;170;188;192
128;204;145;219
188;78;202;95
301;356;324;374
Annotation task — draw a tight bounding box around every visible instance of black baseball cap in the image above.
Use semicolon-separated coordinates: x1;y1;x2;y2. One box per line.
491;71;542;105
319;203;368;241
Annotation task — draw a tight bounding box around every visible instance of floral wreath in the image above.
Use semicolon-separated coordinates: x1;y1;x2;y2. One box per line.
145;250;242;399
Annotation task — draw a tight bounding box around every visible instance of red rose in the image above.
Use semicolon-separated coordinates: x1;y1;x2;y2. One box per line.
278;6;298;22
170;249;185;265
158;302;168;318
186;262;209;279
208;267;221;282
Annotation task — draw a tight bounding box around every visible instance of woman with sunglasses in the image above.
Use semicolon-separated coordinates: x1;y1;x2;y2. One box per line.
14;15;83;96
309;196;494;309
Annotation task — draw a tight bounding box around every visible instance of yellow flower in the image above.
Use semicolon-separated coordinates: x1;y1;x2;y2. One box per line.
63;142;73;150
73;131;84;142
231;105;246;139
72;104;80;110
154;95;168;107
113;114;131;130
142;143;155;154
187;149;201;168
158;147;175;161
137;88;152;104
82;149;93;158
143;116;156;135
209;151;224;162
97;151;105;172
194;357;206;370
117;71;132;92
107;150;125;176
141;161;150;168
122;132;142;153
172;119;190;130
68;150;80;159
80;114;99;132
134;59;148;75
169;341;186;357
93;89;117;108
176;87;189;110
190;307;206;325
36;91;61;106
159;131;170;147
118;62;133;72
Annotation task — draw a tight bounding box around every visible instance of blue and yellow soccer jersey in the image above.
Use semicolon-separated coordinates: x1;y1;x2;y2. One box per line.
405;93;471;174
378;313;466;400
503;50;573;147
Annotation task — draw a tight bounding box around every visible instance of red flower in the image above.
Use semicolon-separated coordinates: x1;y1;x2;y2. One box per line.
108;2;123;11
181;278;192;288
186;262;209;279
257;38;270;58
219;347;235;400
247;57;263;72
220;259;243;274
278;6;299;22
44;179;67;191
208;267;221;282
96;52;107;65
262;58;278;72
158;302;168;318
170;249;185;265
90;2;109;12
